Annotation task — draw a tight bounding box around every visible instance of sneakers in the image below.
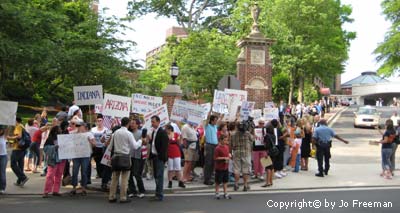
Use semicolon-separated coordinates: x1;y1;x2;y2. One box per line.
215;193;220;200
251;175;258;179
274;172;282;179
128;193;136;198
137;193;145;198
224;193;232;199
279;171;287;177
0;190;5;195
258;176;265;181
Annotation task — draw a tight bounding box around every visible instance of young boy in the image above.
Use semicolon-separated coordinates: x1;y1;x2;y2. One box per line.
214;135;232;199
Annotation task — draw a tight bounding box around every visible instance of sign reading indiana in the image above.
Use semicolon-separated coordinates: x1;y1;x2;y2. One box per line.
132;93;163;114
102;93;131;118
171;100;205;126
73;85;103;106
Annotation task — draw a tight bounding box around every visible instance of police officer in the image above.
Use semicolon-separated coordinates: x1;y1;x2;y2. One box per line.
312;119;349;177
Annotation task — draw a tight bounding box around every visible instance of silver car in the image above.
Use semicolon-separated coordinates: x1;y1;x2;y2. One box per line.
353;106;380;128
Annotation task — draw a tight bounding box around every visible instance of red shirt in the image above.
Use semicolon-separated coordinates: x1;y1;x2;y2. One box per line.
168;132;181;158
31;129;43;143
214;144;230;171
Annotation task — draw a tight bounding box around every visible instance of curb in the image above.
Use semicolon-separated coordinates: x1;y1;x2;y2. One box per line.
327;107;348;125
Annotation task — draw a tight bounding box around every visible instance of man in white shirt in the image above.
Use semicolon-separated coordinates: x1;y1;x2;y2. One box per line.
109;117;142;203
181;123;199;182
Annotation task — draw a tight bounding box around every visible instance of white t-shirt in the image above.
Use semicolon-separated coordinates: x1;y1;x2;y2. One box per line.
25;125;39;138
292;138;302;155
0;135;7;156
181;124;197;142
91;126;108;148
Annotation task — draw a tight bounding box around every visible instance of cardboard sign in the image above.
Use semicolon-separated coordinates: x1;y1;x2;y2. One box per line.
224;89;247;121
254;128;264;146
0;100;18;126
240;101;255;121
102;93;131;118
263;108;279;121
132;93;162;114
171;100;205;126
57;133;92;159
201;103;211;120
265;102;275;108
73;85;103;106
95;104;103;114
212;90;229;114
100;145;112;167
143;104;170;129
251;109;263;125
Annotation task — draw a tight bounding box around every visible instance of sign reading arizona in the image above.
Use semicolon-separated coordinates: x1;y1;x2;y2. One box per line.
102;93;131;118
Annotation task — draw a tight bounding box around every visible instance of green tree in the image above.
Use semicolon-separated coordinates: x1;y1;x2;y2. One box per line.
374;0;400;77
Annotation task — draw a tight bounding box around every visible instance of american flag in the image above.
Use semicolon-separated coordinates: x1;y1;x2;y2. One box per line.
103;115;121;129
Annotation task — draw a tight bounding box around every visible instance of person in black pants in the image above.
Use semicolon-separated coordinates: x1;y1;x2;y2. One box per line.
312;119;349;177
128;119;146;198
270;119;288;179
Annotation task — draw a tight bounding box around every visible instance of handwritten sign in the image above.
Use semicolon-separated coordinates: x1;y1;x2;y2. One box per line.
212;90;229;114
171;100;205;126
57;133;92;159
251;109;263;125
240;101;255;121
263;108;279;121
254;128;264;146
224;89;247;121
201;103;211;120
0;100;18;126
132;93;162;114
101;145;112;167
102;93;131;118
95;104;103;114
73;85;103;106
143;104;170;129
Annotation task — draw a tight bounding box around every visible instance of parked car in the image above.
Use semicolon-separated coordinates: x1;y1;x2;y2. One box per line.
341;100;350;106
353;106;380;128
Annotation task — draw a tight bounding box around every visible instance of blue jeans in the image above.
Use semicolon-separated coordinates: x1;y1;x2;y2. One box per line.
382;148;393;171
152;158;165;198
10;150;27;183
391;143;398;171
293;154;301;172
0;155;7;190
72;157;90;187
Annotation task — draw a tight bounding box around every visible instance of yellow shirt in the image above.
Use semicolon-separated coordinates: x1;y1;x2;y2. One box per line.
12;124;23;150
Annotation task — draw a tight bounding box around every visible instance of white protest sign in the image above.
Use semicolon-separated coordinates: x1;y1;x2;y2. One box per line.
240;101;255;121
263;108;279;121
265;102;275;108
212;90;229;114
73;85;103;106
224;89;247;121
95;104;103;114
201;103;211;120
251;109;263;125
101;145;112;167
57;133;92;159
102;93;131;118
0;100;18;126
143;104;170;129
171;100;205;126
254;128;264;146
132;93;162;114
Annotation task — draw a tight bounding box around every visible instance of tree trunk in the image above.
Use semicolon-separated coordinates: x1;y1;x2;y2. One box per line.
297;74;304;103
288;70;294;105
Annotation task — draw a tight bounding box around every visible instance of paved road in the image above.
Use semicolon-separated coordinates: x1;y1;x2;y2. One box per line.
1;188;399;213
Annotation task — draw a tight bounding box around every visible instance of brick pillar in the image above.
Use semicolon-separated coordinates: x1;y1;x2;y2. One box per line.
162;84;183;115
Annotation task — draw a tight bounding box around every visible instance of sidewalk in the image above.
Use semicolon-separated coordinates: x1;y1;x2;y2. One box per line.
4;106;399;195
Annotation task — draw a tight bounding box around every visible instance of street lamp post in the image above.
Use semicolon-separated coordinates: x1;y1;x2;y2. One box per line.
170;61;179;85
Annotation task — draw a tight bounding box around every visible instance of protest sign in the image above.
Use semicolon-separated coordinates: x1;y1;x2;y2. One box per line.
265;102;275;108
254;128;264;146
95;104;103;114
201;103;211;120
73;85;103;106
58;133;92;159
212;90;229;114
101;145;112;167
102;93;131;118
143;104;170;129
224;89;247;121
0;100;18;126
132;93;162;114
263;108;279;121
240;101;255;121
251;109;263;125
171;100;205;126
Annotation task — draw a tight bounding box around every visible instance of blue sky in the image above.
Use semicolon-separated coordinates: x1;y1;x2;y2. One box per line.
99;0;391;83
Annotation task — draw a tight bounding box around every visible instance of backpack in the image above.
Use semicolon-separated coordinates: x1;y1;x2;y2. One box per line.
264;132;279;157
18;129;32;150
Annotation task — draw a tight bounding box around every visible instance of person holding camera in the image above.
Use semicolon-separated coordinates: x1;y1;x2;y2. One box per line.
230;122;254;191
